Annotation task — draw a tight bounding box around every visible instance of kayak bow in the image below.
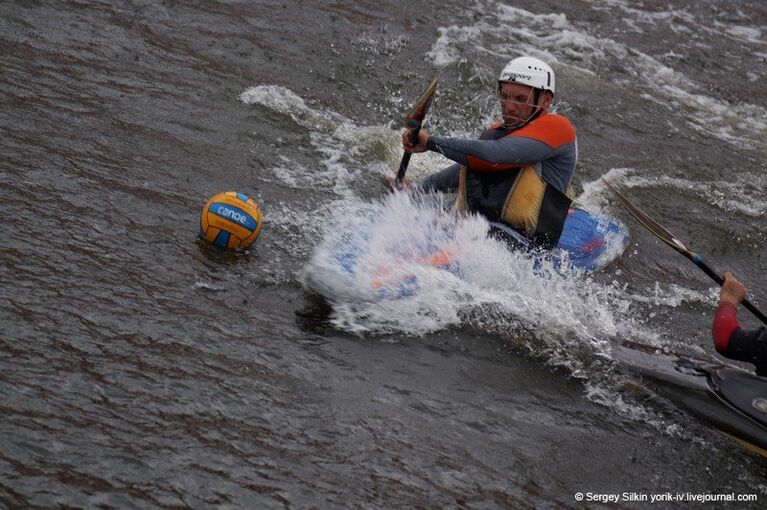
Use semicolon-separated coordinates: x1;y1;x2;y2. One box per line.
613;338;767;458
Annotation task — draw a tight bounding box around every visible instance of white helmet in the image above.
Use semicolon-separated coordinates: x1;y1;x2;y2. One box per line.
498;56;555;95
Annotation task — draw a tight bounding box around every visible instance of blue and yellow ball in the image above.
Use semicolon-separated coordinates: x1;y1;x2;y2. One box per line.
199;191;263;250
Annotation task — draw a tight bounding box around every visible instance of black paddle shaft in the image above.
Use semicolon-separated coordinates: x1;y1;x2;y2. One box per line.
396;119;421;183
693;257;767;325
692;257;724;286
606;181;767;325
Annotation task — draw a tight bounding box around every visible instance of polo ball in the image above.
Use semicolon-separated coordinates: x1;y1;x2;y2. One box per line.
199;192;263;250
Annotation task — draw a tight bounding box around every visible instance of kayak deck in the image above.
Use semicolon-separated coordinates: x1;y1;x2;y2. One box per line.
308;206;628;301
612;339;767;457
557;207;628;271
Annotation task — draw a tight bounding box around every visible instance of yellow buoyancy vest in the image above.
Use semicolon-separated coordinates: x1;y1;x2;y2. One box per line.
456;165;571;247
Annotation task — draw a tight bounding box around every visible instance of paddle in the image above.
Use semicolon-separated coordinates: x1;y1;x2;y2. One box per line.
605;181;767;325
395;78;438;184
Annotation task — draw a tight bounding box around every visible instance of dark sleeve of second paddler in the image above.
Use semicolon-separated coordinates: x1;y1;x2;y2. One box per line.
417;163;461;193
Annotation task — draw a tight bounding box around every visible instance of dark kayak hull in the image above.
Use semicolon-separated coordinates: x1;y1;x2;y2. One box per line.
612;340;767;457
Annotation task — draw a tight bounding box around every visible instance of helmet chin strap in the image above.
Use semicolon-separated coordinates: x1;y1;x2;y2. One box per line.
500;88;543;130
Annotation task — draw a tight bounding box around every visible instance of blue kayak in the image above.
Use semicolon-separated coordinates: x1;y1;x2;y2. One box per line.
557;207;629;271
307;206;629;301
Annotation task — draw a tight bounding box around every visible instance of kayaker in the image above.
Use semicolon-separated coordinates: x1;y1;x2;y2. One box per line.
398;56;577;248
713;272;767;376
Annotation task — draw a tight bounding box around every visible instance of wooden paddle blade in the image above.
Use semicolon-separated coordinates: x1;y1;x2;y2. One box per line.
605;182;767;325
604;181;690;256
404;78;438;126
396;78;438;183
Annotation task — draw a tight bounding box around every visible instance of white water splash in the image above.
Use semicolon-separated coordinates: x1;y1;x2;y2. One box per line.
613;170;767;219
305;191;636;341
240;85;403;196
580;167;767;225
627;282;718;308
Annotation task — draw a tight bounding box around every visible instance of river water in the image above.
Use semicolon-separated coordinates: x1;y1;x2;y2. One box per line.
2;0;766;508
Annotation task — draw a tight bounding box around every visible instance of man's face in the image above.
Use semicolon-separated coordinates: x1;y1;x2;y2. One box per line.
499;82;543;127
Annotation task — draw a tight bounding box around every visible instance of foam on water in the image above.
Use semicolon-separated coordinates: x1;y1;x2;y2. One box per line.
239;85;343;131
306;189;645;346
240;85;406;196
426;1;767;149
720;24;763;44
618;171;767;220
599;0;765;47
240;84;455;196
627;282;718;309
582;167;767;228
575;167;635;212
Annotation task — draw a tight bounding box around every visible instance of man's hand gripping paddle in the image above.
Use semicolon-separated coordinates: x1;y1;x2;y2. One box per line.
395;78;438;185
606;181;767;325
